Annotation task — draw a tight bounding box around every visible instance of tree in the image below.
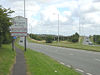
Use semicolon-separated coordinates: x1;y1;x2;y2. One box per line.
45;35;53;43
72;32;79;43
93;35;100;44
67;32;79;43
0;5;14;47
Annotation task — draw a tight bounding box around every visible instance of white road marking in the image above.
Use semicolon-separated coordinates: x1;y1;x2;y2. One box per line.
75;68;84;73
60;62;65;65
95;59;100;62
86;73;93;75
66;65;71;68
93;52;97;54
69;53;74;56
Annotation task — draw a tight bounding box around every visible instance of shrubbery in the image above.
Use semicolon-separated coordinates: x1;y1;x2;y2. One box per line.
29;32;79;43
30;34;42;41
68;33;79;43
93;35;100;44
45;35;53;43
0;6;14;47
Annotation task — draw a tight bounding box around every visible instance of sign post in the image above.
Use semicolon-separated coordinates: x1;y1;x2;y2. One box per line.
12;36;16;51
24;0;26;51
12;37;14;51
10;16;27;51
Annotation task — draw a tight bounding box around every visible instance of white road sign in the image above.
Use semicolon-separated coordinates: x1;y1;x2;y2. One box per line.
10;16;27;36
11;33;27;36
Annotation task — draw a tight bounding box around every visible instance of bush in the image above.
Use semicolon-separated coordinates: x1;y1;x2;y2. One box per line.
93;35;100;44
45;36;53;43
0;6;14;47
29;34;42;41
68;32;79;43
0;34;3;47
2;32;12;44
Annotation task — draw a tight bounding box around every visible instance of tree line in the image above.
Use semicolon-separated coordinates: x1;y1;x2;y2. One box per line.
93;35;100;44
29;32;79;43
0;6;14;47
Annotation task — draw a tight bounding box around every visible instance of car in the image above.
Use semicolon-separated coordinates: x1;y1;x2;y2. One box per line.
88;42;93;45
20;40;23;42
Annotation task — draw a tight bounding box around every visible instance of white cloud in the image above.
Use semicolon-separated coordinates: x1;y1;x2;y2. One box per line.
85;12;100;24
0;0;100;35
41;6;68;23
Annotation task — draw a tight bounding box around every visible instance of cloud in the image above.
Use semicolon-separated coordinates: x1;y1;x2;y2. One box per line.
0;0;100;36
93;0;100;2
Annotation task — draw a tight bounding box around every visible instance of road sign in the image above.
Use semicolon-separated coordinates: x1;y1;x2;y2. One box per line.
10;16;27;36
11;32;27;36
13;36;17;39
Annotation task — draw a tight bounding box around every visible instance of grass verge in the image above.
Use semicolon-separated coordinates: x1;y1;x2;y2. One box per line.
27;36;100;52
16;38;81;75
0;44;15;75
25;49;81;75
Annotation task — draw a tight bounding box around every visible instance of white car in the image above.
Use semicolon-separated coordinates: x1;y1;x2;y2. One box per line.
88;42;93;45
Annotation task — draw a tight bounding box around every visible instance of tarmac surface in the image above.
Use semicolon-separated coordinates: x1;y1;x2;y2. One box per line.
11;47;26;75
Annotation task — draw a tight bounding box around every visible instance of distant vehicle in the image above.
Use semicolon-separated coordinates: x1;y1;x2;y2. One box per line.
88;42;93;45
20;40;23;42
86;37;88;39
86;40;89;42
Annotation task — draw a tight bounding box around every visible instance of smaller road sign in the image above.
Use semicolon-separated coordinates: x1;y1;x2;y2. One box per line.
13;36;17;39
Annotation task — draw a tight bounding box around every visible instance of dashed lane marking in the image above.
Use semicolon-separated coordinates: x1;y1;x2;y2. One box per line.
69;53;74;56
60;62;65;65
95;59;100;62
86;73;93;75
75;68;84;73
66;65;71;68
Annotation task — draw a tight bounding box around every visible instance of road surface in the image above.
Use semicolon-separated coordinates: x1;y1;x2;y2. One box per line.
19;39;100;75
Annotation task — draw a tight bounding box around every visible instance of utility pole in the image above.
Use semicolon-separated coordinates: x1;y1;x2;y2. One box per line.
78;0;81;44
31;24;32;38
58;14;60;44
53;13;60;44
24;0;26;51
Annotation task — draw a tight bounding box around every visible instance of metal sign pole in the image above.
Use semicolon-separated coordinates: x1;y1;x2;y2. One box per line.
24;0;26;51
58;14;59;44
12;37;14;51
25;36;26;51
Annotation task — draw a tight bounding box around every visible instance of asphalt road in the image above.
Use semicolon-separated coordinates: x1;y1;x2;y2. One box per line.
19;39;100;75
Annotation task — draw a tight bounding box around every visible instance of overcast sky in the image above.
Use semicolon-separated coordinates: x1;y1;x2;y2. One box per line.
0;0;100;36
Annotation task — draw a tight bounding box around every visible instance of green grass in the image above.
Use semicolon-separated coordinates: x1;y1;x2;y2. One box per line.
51;42;100;52
16;38;81;75
90;36;93;43
0;44;15;75
25;49;81;75
27;36;100;52
27;37;45;44
79;36;84;44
